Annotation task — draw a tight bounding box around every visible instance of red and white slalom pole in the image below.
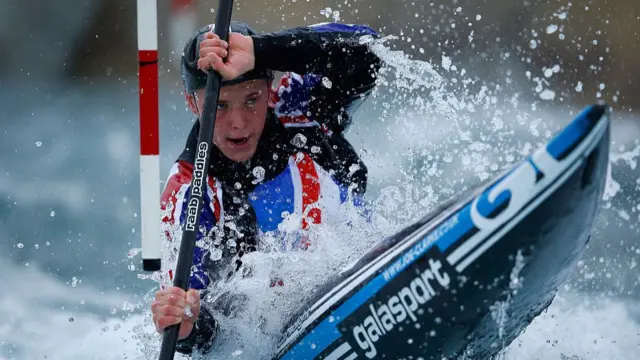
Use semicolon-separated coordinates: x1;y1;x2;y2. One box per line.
137;0;161;272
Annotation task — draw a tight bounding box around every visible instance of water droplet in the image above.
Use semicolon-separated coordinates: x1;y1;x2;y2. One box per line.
546;24;558;34
320;7;335;19
348;163;361;176
35;141;42;147
441;55;452;71
234;182;242;190
529;40;538;49
50;211;56;217
34;244;39;250
46;241;51;247
71;277;78;287
68;317;74;323
539;89;556;100
127;248;141;258
210;248;223;261
252;166;265;183
476;14;482;21
291;133;308;149
16;243;24;249
322;77;332;89
554;11;567;20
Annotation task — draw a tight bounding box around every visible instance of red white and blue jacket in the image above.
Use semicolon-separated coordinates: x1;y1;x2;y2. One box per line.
160;22;381;353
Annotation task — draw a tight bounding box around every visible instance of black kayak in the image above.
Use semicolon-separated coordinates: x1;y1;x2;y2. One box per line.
273;102;611;360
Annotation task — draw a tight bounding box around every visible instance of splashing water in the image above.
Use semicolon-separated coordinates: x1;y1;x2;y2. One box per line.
3;19;639;360
127;35;640;360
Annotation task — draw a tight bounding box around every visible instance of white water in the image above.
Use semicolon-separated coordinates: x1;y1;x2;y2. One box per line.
3;34;640;360
2;228;639;360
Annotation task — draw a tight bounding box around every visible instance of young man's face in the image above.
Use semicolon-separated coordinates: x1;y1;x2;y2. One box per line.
187;79;269;162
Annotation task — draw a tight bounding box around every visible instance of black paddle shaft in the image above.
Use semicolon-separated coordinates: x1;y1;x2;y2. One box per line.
158;0;234;359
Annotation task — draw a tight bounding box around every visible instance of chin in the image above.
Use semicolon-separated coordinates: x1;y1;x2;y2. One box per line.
228;154;252;162
223;148;257;163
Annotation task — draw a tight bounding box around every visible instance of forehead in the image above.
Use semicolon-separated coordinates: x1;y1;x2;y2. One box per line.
219;80;267;99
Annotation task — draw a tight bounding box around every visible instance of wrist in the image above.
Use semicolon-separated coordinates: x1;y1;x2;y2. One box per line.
251;35;270;72
179;321;196;340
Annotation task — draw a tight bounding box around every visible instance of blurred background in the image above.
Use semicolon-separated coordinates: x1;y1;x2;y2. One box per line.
1;0;637;108
1;0;638;359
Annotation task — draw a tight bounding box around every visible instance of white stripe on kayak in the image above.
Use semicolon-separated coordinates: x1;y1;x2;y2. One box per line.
344;353;358;360
324;342;352;360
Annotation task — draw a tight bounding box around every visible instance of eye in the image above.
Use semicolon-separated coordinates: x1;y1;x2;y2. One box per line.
246;98;258;107
217;103;228;110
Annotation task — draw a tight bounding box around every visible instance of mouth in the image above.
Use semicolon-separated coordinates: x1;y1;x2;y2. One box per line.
227;136;250;146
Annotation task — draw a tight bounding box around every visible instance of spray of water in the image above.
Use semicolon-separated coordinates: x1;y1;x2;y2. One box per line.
3;18;639;360
124;33;640;360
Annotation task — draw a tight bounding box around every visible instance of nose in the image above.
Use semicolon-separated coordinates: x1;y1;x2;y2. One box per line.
228;107;247;130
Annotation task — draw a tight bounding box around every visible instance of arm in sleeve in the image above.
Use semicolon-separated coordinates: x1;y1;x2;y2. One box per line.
160;161;221;354
253;23;382;132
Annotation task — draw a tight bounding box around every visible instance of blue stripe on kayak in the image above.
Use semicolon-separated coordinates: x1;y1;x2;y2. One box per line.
547;105;596;160
435;204;474;251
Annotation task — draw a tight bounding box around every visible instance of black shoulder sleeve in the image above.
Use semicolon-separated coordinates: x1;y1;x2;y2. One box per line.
253;23;382;133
